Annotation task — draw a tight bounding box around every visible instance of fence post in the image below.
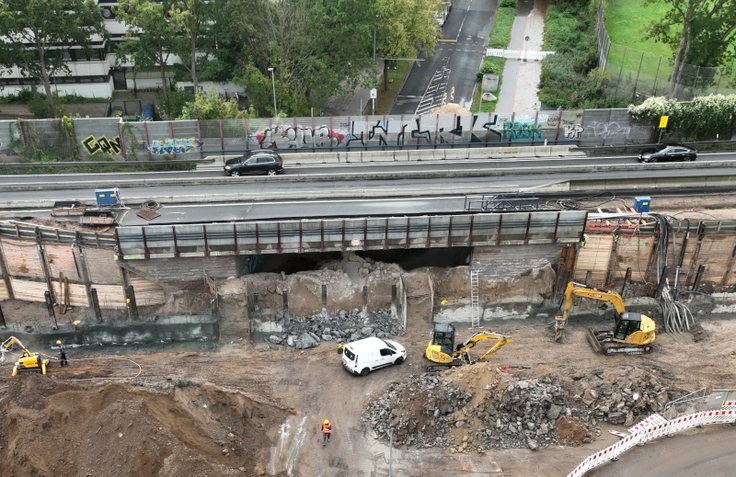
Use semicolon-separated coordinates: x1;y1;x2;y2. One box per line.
715;68;724;94
632;51;645;103
652;56;662;97
693;66;701;92
45;291;58;330
614;46;627;98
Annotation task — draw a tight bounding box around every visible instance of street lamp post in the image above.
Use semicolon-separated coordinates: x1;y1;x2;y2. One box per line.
372;27;377;115
268;67;277;117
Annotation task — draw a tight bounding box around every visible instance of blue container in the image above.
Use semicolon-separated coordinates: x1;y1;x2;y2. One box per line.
634;196;651;213
95;188;121;206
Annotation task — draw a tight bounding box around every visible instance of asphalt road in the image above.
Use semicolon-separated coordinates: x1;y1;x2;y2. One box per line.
588;426;736;477
3;152;736;186
390;0;495;115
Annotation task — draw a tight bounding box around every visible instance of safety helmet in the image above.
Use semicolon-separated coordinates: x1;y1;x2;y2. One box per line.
56;340;62;345
324;420;329;424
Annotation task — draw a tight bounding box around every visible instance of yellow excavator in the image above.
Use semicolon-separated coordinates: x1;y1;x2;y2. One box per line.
425;323;511;371
0;336;50;376
555;282;656;355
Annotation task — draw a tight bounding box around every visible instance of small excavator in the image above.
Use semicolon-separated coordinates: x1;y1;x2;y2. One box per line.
555;282;656;355
0;336;50;376
425;323;511;371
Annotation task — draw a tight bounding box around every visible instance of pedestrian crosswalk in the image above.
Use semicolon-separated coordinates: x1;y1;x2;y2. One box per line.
415;57;451;116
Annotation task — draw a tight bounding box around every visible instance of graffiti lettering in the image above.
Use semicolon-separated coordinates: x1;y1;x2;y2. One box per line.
411;118;431;143
368;120;389;146
255;126;343;149
547;117;575;127
564;124;584;139
590;122;630;139
146;137;204;155
82;135;122;155
501;121;543;142
345;121;365;147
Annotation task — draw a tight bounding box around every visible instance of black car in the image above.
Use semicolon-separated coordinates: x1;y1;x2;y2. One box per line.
638;145;697;163
224;150;283;176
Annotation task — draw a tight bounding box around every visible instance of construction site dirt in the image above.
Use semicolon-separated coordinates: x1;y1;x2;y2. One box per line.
3;195;736;476
2;314;736;477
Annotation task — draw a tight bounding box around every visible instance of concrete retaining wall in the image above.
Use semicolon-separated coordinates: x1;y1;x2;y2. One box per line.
0;314;218;349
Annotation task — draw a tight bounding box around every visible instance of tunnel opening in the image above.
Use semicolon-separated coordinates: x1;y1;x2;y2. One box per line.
237;247;472;276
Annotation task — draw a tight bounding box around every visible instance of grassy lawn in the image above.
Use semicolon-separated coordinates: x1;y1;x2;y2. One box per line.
488;6;516;49
473;57;505;113
470;4;516;112
604;0;673;78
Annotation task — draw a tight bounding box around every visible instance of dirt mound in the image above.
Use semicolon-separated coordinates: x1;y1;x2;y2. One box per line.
432;103;472;115
0;378;289;477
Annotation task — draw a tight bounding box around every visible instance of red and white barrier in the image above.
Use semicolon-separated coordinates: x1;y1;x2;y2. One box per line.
567;400;736;477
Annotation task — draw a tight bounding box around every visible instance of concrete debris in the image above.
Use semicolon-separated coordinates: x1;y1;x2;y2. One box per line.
362;364;676;452
275;308;404;349
363;373;472;449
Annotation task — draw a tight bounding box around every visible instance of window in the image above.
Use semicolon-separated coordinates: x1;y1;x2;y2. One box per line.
380;339;396;350
257;157;274;164
380;348;394;356
343;349;355;360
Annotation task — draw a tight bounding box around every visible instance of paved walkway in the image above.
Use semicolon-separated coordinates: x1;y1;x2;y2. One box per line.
496;0;546;113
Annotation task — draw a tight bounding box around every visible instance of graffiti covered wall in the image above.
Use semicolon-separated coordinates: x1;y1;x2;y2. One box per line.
0;109;654;162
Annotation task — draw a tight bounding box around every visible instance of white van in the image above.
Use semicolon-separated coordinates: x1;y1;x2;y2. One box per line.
341;337;407;376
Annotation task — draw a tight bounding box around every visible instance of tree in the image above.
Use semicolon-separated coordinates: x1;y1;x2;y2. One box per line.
116;0;179;101
0;0;105;117
374;0;442;90
169;0;216;92
643;0;736;98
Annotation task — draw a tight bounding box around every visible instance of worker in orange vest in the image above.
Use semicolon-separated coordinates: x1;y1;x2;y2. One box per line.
321;419;332;446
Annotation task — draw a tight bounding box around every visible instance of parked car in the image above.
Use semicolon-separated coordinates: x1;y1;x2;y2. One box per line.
341;337;407;376
638;145;697;163
224;150;283;176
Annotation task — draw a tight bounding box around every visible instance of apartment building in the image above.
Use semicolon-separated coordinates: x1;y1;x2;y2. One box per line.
0;1;173;99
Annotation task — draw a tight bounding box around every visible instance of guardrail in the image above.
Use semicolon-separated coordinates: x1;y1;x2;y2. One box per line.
567;390;736;476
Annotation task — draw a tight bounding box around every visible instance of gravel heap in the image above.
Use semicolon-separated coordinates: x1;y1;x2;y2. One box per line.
362;373;472;448
268;308;404;349
562;366;672;429
472;377;568;451
361;364;676;453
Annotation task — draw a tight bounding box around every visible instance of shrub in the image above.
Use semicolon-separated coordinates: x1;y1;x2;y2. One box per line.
476;58;503;82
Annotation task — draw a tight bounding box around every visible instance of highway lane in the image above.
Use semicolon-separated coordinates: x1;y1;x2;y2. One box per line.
390;0;494;115
3;152;736;185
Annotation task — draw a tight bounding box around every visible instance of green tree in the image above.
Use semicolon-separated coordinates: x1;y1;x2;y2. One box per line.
116;0;179;101
643;0;736;98
0;0;105;117
169;0;216;92
375;0;441;90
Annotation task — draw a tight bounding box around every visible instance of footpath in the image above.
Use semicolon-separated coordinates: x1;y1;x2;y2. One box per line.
322;0;546;116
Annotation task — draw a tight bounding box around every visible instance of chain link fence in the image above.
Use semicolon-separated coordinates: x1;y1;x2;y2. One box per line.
596;1;736;104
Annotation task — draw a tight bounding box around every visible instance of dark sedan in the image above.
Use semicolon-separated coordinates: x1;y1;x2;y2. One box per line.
224;150;283;176
638;145;697;163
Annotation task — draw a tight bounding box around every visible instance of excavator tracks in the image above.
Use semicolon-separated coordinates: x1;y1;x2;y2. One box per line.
587;328;654;356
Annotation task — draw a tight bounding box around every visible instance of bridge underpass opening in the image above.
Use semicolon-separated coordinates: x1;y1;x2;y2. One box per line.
240;248;473;275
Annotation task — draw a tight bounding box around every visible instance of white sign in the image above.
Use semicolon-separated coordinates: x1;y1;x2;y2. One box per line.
351;238;361;247
369;88;377;99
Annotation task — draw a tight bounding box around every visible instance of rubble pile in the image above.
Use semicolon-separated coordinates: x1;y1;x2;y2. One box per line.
472;377;569;451
362;373;472;448
268;308;404;349
361;364;675;453
560;367;673;429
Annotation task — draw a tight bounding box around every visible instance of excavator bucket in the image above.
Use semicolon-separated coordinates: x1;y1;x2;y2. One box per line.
554;316;565;342
586;328;603;354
